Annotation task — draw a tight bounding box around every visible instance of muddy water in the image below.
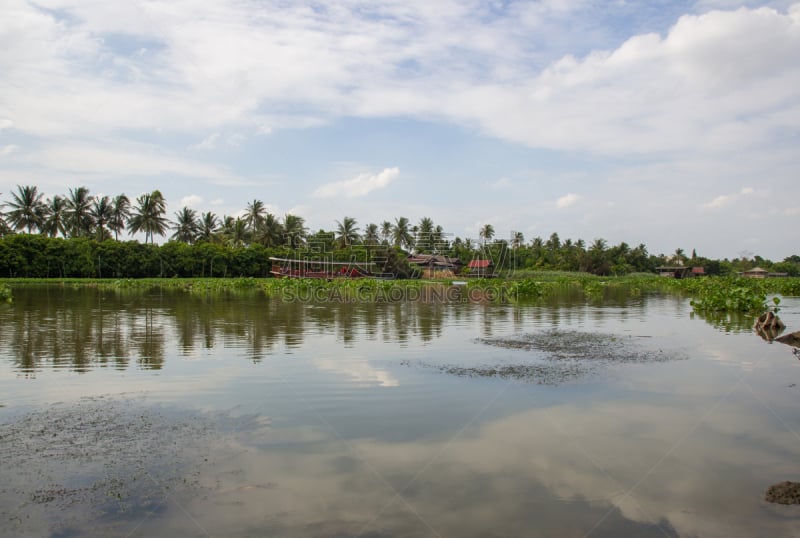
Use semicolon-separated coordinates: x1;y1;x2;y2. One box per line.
1;285;799;537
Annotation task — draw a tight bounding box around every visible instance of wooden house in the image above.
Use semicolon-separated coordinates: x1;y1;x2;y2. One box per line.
467;259;494;278
406;254;462;278
742;267;769;279
656;266;692;279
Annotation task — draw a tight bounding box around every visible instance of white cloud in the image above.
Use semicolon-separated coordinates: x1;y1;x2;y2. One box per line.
211;198;224;206
0;119;13;129
313;167;399;198
2;2;797;158
180;194;203;207
486;177;512;189
703;194;732;209
0;145;20;157
26;143;236;182
555;193;580;209
190;133;220;151
702;185;754;209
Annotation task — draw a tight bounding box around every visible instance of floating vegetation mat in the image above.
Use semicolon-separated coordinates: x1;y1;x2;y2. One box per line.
0;394;269;537
765;481;800;505
413;330;688;385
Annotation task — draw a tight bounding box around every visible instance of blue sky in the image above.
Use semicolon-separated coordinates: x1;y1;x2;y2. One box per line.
1;0;798;259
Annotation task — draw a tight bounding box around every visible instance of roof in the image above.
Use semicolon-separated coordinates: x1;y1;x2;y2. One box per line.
691;267;705;274
745;267;768;273
468;259;492;268
407;254;461;266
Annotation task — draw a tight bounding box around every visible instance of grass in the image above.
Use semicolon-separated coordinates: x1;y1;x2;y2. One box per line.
2;275;798;312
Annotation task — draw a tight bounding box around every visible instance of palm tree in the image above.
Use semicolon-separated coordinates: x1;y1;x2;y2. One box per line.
91;195;113;241
380;221;392;244
335;216;360;248
0;214;11;237
479;223;495;245
222;217;249;248
171;207;199;243
673;248;687;266
512;231;524;249
65;186;94;238
110;194;130;241
253;213;283;247
590;238;607;253
244;199;266;233
416;217;434;252
363;223;380;249
4;185;45;233
391;217;414;250
197;212;219;243
41;196;67;238
128;190;168;244
283;214;307;248
587;238;610;275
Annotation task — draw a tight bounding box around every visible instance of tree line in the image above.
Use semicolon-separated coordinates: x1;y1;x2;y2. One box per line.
0;184;797;278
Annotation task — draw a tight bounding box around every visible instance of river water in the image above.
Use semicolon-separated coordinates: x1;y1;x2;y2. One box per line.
1;284;799;537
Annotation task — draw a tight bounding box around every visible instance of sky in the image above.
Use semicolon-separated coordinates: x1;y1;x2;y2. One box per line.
0;0;798;260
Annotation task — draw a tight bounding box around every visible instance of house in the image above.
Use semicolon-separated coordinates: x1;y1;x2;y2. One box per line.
406;254;462;278
742;267;769;279
656;266;692;279
467;259;494;278
691;266;706;277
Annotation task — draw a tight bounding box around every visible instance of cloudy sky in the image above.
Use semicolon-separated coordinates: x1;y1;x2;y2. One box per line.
1;0;798;259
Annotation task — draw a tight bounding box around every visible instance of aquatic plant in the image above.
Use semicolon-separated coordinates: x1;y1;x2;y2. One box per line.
688;277;768;314
0;284;11;304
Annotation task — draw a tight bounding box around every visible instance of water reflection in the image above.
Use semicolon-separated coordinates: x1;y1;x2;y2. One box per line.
0;285;647;374
2;286;800;537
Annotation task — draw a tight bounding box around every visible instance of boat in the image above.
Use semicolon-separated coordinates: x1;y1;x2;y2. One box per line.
269;257;375;279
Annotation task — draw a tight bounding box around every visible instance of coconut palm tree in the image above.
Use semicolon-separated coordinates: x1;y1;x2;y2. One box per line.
0;214;11;237
91;195;113;241
335;216;360;248
673;248;687;266
196;212;219;243
283;214;307;248
172;207;199;243
363;223;380;249
253;213;283;247
433;224;445;251
4;185;45;233
391;217;413;250
41;195;67;238
109;194;130;241
416;217;434;252
244;199;266;233
479;223;495;245
590;238;607;253
223;217;249;248
512;231;524;249
65;187;94;238
380;221;392;244
128;190;168;244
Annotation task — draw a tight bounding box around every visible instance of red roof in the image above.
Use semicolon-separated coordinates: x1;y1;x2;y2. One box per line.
691;267;705;274
468;259;492;268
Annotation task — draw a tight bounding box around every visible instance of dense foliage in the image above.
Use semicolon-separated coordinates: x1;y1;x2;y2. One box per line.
0;283;11;304
1;184;798;277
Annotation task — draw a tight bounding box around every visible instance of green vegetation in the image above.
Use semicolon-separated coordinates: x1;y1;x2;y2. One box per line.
0;283;11;304
3;275;797;315
2;185;799;278
688;279;769;314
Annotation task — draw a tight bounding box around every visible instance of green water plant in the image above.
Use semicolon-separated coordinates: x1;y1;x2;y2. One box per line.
688;277;768;314
0;283;12;304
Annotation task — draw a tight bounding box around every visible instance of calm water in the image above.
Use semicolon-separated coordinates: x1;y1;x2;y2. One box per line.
1;285;800;537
